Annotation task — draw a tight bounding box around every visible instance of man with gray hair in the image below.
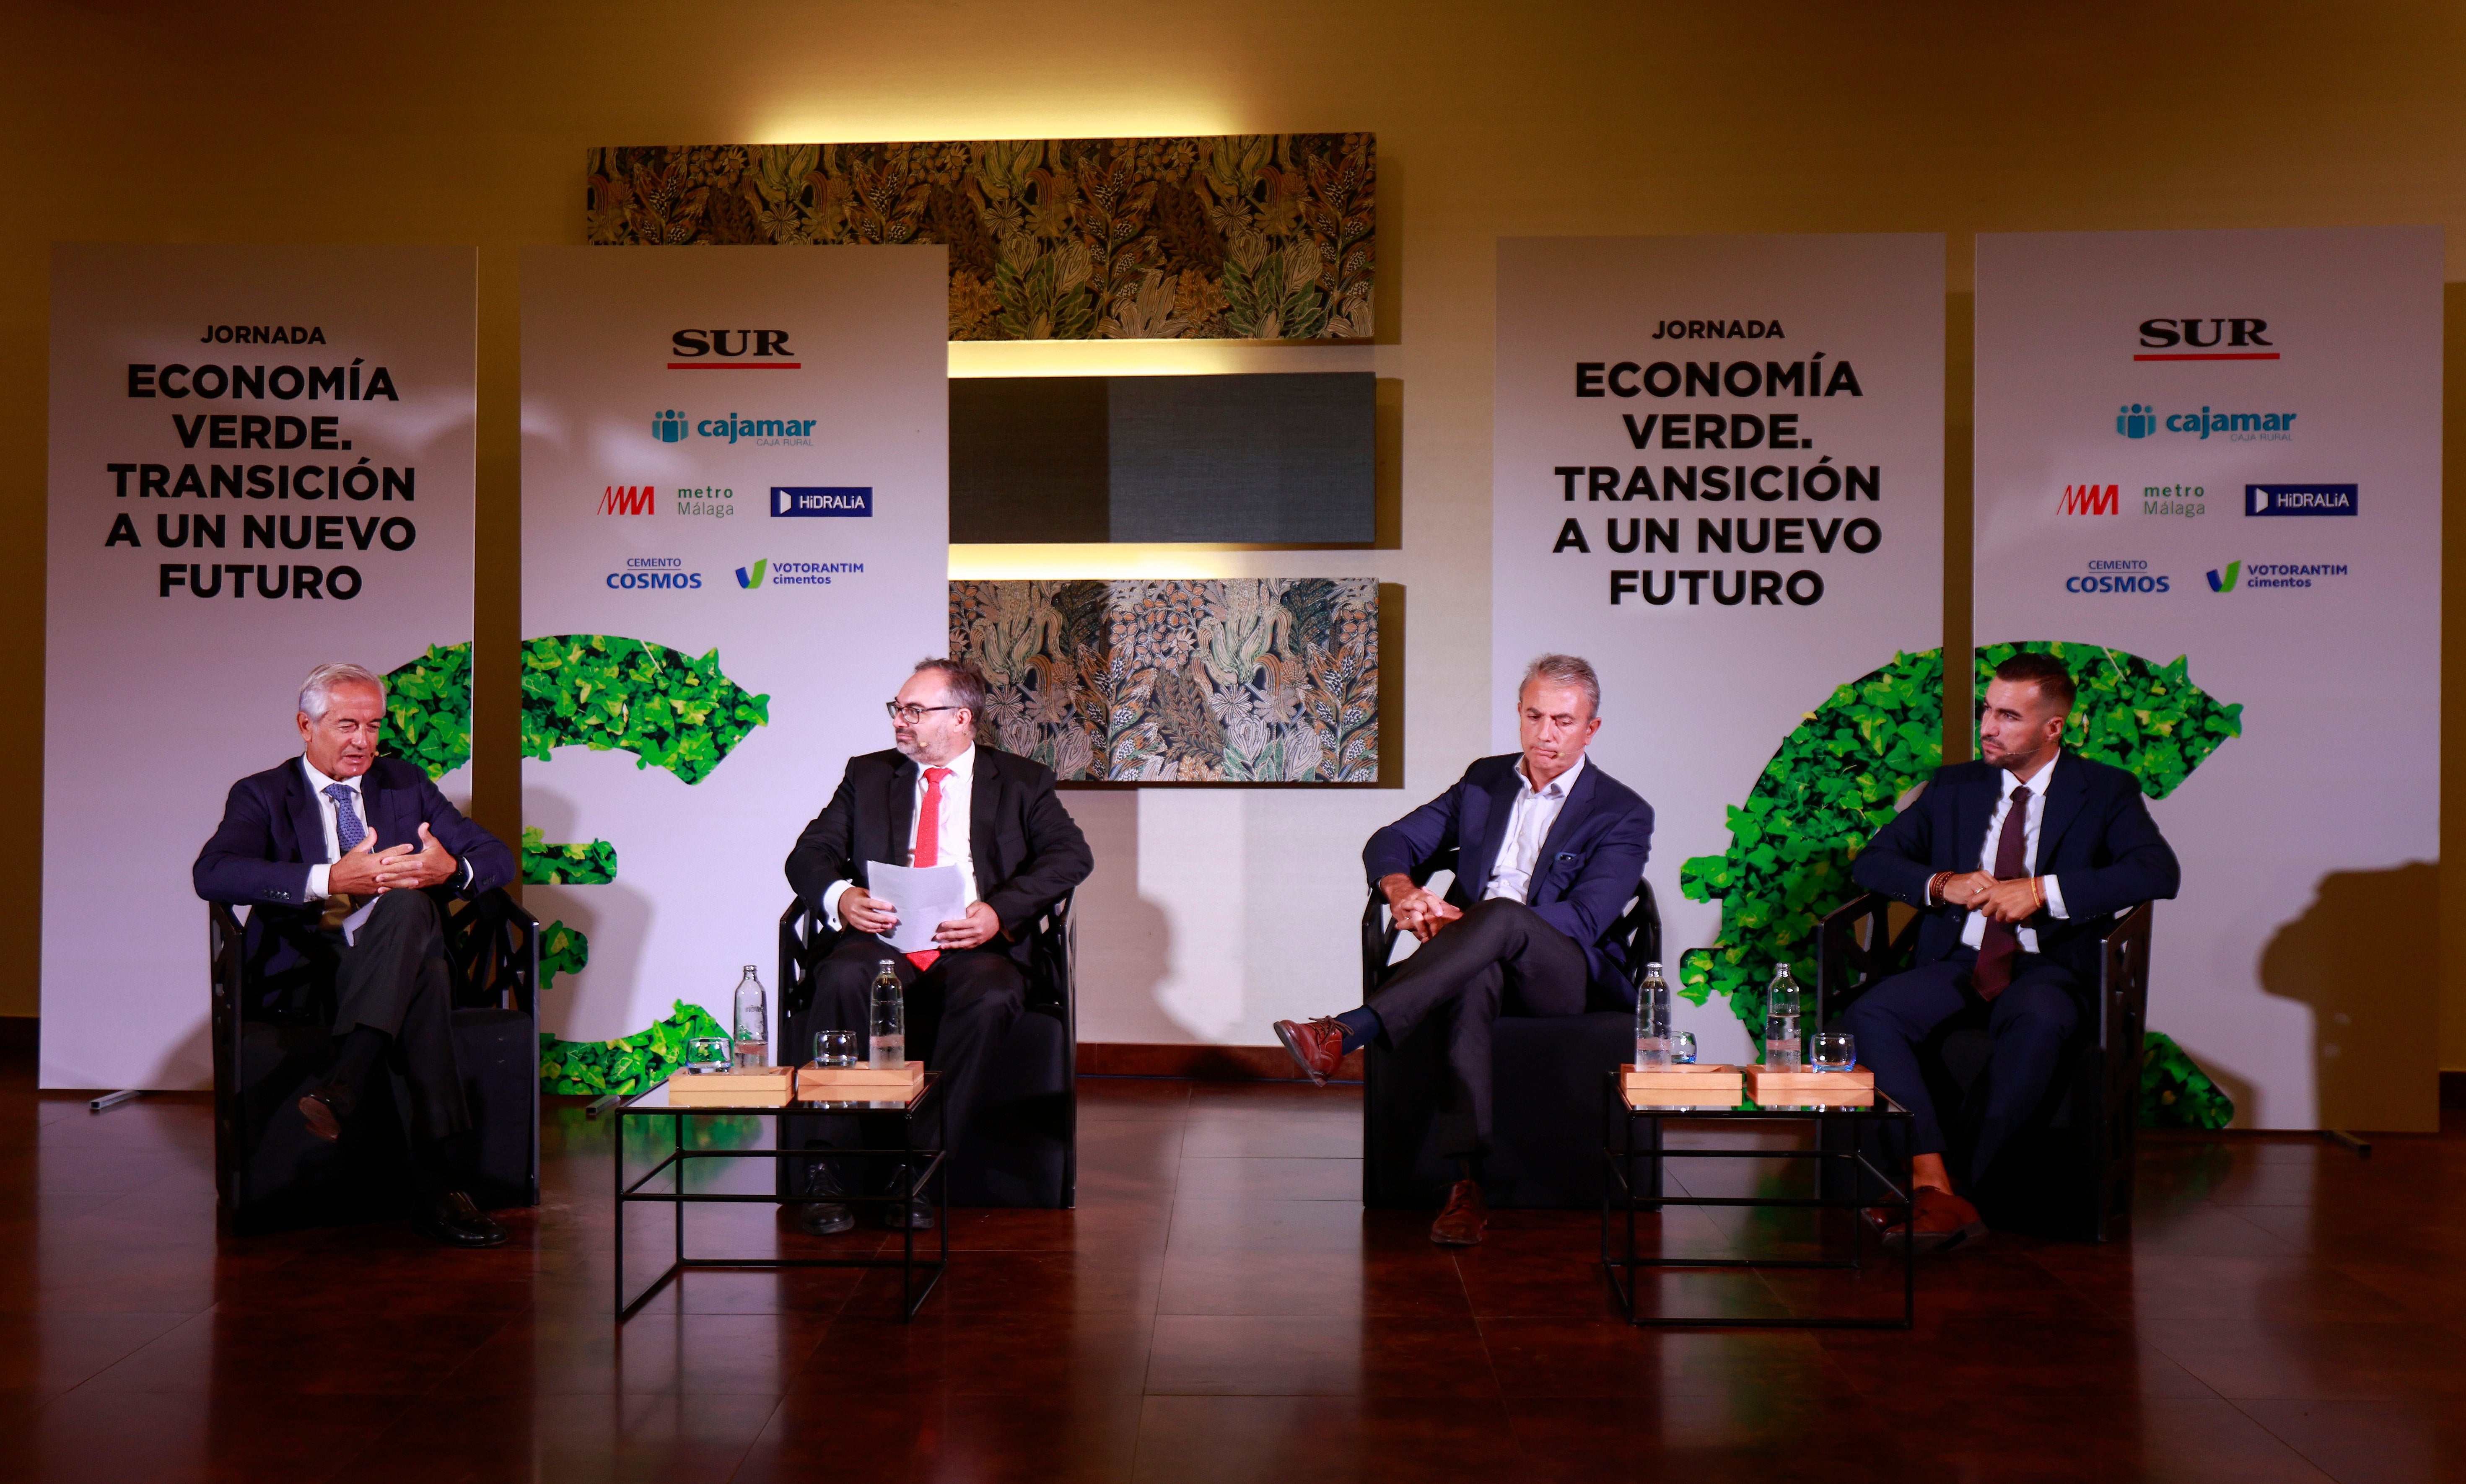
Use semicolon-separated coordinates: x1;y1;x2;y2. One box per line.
1273;654;1654;1246
194;662;516;1246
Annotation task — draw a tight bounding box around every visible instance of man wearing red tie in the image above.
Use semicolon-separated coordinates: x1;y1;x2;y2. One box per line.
783;658;1093;1233
1844;652;2179;1254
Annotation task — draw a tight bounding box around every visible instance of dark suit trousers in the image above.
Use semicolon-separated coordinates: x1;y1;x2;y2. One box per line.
330;889;470;1143
799;934;1024;1181
1364;898;1591;1160
1839;947;2080;1185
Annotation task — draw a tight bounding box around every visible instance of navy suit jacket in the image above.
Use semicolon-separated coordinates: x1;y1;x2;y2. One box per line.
1363;753;1655;1005
1849;753;2180;978
192;755;514;909
784;747;1094;968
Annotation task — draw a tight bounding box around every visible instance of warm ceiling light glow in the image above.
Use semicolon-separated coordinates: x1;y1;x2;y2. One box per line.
745;105;1251;148
949;341;1377;379
948;545;1261;580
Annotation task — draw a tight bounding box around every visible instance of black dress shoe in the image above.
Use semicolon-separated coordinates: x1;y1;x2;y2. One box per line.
414;1190;508;1248
796;1155;856;1235
882;1165;934;1230
298;1080;354;1142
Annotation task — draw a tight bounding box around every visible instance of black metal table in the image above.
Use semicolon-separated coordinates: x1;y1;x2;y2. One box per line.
613;1072;947;1321
1600;1072;1915;1329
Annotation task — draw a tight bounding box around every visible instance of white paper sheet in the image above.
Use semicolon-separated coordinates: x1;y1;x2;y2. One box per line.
862;861;967;955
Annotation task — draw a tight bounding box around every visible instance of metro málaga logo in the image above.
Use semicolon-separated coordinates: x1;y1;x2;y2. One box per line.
598;485;654;515
2057;483;2119;515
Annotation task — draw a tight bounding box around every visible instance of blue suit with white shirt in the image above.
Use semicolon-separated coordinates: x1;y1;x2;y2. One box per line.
1359;751;1655;1158
1844;751;2179;1182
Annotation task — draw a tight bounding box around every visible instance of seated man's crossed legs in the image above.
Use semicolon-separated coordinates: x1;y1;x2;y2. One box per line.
790;933;1024;1236
1838;951;2082;1255
1275;897;1591;1246
296;888;504;1248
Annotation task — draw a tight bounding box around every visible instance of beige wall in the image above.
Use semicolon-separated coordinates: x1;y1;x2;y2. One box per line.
6;3;2462;1107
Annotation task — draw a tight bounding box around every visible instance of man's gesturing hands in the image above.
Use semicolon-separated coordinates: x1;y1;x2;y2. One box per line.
1380;873;1464;943
1936;868;2044;924
329;823;462;897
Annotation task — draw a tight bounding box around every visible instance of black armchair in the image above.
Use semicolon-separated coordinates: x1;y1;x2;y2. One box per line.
1362;859;1662;1209
1813;891;2152;1241
775;891;1077;1208
208;887;540;1235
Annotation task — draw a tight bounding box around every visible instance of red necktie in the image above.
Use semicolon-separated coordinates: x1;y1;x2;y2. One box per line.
1973;783;2031;1001
905;766;952;971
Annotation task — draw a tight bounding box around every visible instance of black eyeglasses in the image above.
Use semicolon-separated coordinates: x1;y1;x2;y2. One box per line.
885;702;964;723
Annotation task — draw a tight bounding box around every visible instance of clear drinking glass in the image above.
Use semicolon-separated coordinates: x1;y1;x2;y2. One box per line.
813;1029;859;1067
685;1034;731;1072
1672;1032;1698;1065
1812;1031;1857;1073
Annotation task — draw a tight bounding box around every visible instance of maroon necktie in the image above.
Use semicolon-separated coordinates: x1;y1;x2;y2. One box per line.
1972;784;2031;1001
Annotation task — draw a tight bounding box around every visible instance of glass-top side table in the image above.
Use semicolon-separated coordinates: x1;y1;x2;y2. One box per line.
1601;1073;1916;1330
613;1072;947;1321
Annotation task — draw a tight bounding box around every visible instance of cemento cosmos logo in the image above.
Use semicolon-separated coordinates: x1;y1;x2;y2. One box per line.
607;556;700;590
2066;559;2170;594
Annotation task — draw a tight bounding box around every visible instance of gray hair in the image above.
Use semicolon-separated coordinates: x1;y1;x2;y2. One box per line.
298;662;386;720
911;657;988;719
1520;653;1601;717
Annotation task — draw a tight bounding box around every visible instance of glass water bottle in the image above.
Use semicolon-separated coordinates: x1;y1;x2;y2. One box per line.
1634;961;1673;1069
731;964;768;1069
1763;962;1803;1072
869;959;907;1069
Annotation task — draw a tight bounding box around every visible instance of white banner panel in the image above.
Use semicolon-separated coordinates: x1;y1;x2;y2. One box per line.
44;244;477;1089
1495;236;1945;1059
1976;227;2442;1131
520;246;948;1051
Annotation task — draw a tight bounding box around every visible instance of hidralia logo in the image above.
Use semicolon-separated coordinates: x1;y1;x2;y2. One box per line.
2247;483;2357;517
597;484;654;515
651;409;687;443
771;486;873;517
735;559;766;589
2206;561;2240;593
2057;483;2119;515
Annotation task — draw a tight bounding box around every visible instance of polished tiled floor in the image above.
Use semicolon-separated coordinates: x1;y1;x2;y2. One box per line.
2;1051;2461;1482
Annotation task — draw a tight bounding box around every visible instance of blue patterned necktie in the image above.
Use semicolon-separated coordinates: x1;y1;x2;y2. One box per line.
323;782;366;856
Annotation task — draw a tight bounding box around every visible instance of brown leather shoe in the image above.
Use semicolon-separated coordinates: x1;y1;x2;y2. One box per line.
1272;1017;1347;1086
298;1080;353;1142
1866;1186;1987;1255
1430;1178;1488;1246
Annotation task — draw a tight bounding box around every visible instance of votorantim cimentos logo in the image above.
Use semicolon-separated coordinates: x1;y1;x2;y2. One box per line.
2209;559;2348;592
107;345;420;601
1555;342;1886;610
735;557;862;589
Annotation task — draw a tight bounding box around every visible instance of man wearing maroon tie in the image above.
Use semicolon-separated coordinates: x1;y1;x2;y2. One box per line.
1844;652;2179;1253
783;659;1093;1233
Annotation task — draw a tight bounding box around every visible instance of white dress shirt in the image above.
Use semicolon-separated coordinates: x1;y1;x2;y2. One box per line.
825;746;980;931
1960;754;2072;954
300;757;363;899
1483;753;1586;904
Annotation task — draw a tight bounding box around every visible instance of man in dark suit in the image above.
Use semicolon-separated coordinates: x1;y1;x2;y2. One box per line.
193;662;517;1247
1845;651;2180;1253
784;658;1094;1234
1274;654;1654;1246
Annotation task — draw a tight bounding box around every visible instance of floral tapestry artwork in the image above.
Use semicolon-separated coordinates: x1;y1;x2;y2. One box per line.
586;135;1375;342
950;579;1378;782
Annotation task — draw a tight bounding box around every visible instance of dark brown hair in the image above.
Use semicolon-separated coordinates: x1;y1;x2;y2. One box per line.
912;657;990;719
1992;651;2076;712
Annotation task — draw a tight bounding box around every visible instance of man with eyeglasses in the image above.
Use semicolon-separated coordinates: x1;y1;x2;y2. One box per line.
1272;654;1654;1246
783;658;1093;1232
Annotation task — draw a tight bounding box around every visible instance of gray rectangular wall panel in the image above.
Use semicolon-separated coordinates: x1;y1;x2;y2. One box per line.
949;377;1110;543
1106;373;1375;544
